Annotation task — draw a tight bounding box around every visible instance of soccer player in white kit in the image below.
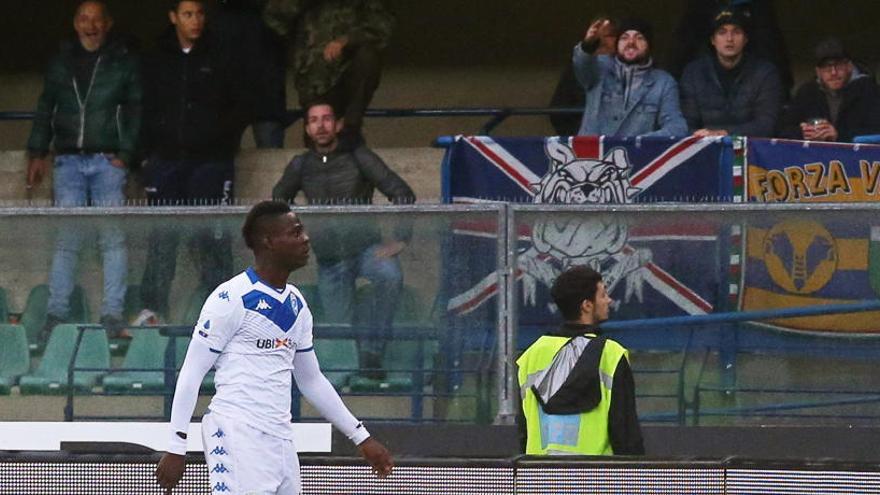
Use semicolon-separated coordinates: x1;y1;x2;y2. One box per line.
155;201;393;494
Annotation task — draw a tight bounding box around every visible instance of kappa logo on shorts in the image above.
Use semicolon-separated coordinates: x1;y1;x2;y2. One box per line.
213;481;231;492
211;463;230;473
211;428;225;438
210;446;228;456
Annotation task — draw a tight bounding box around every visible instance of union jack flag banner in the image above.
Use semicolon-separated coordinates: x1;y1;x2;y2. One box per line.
442;135;734;348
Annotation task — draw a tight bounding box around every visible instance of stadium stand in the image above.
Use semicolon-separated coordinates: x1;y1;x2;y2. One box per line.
20;284;90;353
102;329;168;393
19;324;108;395
0;324;29;395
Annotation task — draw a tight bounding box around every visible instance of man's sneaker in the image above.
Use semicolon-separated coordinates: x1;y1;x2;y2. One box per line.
100;315;132;339
130;309;161;327
38;314;66;345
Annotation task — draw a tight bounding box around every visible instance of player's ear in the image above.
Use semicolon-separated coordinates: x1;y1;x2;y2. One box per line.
580;298;594;319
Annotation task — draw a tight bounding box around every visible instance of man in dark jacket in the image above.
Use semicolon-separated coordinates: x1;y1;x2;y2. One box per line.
779;37;880;143
679;7;783;137
134;0;249;325
272;101;415;376
26;0;141;340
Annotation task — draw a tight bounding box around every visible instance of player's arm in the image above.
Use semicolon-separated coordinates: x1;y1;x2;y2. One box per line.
293;350;393;477
155;339;220;490
156;288;241;491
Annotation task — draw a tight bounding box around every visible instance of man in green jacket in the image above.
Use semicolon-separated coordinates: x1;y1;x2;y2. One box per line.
264;0;394;145
517;265;644;455
26;0;142;340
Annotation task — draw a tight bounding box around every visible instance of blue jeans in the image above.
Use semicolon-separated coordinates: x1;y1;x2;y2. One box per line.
48;153;127;319
317;244;402;355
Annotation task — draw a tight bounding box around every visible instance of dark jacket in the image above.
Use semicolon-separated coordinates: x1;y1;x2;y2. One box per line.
666;0;793;95
142;28;249;161
27;36;142;165
516;322;645;455
272;145;415;263
680;54;783;137
778;74;880;143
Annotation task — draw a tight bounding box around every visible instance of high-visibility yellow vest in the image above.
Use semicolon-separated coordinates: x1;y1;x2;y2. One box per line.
517;333;628;455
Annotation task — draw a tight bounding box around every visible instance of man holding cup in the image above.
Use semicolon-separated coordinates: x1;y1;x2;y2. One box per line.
779;37;880;143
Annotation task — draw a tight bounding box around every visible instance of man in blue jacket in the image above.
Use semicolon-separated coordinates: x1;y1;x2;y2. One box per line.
573;17;687;138
679;7;783;137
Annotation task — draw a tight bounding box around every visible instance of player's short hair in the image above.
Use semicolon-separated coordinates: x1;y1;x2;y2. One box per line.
168;0;204;13
242;200;291;250
551;265;603;321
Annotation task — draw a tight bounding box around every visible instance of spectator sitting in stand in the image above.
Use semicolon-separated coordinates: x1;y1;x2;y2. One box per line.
272;101;415;379
548;16;618;136
573;17;687;138
778;37;880;143
679;7;783;137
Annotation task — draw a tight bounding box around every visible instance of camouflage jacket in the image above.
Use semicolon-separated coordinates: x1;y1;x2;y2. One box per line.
264;0;394;101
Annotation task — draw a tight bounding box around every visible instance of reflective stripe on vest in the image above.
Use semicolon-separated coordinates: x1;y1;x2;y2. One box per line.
516;334;628;455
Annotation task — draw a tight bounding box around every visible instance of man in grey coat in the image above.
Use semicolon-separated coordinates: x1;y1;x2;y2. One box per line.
573;17;687;138
273;100;415;378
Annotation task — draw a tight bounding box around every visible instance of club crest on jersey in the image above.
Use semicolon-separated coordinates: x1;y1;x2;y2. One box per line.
289;294;302;317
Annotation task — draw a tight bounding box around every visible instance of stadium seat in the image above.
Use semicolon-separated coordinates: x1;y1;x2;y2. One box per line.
179;286;212;327
19;324;109;395
0;324;30;395
296;284;323;320
102;329;168;393
313;338;358;389
0;287;9;323
348;284;436;392
21;284;91;353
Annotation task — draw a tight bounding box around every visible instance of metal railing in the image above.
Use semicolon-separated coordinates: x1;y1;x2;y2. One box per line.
0;107;583;137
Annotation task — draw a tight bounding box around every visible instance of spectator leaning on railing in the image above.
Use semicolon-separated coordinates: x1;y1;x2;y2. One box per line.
679;7;783;138
26;0;141;341
573;17;687;138
778;37;880;143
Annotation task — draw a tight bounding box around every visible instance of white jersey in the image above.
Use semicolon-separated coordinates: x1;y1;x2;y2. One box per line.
194;267;313;440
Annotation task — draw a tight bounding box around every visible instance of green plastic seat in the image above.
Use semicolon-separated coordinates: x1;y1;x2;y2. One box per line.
19;324;109;395
296;284;323;320
349;285;436;392
0;324;30;395
21;284;91;353
103;329;169;393
178;286;212;327
0;287;9;323
313;338;357;389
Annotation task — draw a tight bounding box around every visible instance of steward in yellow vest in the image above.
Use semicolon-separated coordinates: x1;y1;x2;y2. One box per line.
516;266;644;455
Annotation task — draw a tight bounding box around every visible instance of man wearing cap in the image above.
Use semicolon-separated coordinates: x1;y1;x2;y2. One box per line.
572;17;687;138
679;7;783;137
779;37;880;142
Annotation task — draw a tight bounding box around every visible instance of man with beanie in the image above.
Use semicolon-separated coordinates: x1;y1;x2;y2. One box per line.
679;7;783;137
573;17;687;138
779;37;880;143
